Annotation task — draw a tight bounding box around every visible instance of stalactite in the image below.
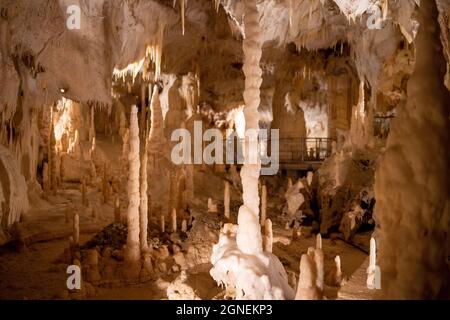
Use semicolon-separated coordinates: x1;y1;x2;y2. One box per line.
124;106;141;269
148;87;163;155
224;180;230;220
213;0;220;12
145;24;164;81
260;184;267;226
140;84;147;137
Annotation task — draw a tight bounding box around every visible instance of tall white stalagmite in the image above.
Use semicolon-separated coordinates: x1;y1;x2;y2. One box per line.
314;235;324;293
334;255;342;286
125;106;141;265
367;237;380;289
375;1;450;299
139;137;149;252
260;184;267;226
224;180;230;219
210;0;294;300
236;0;263;255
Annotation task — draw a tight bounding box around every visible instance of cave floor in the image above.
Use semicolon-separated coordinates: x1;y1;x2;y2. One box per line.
0;135;379;300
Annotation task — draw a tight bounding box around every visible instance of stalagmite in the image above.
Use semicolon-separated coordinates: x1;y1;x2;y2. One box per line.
139;136;149;252
260;184;267;226
210;0;294;300
333;255;342;286
295;253;321;300
181;219;187;233
375;0;450;299
306;171;313;186
207;198;218;213
223;180;230;220
124;106;141;270
73;213;79;246
236;0;263;255
316;233;322;250
314;236;324;293
367;237;380;290
169;208;176;233
292;225;299;240
263;219;273;253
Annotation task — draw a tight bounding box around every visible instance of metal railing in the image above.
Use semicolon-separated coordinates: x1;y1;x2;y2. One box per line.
218;136;333;165
280;137;333;163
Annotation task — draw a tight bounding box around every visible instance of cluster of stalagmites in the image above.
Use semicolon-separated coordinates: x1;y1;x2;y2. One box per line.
59;201;197;299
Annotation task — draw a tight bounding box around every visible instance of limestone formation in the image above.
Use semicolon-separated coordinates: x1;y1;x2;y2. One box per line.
124;106;141;271
224;180;230;220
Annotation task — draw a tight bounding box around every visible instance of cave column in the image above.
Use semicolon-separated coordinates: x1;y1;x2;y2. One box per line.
235;0;263;255
375;0;450;299
124;106;141;274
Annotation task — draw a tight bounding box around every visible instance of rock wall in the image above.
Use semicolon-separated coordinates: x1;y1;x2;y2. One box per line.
0;144;29;243
375;0;450;299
